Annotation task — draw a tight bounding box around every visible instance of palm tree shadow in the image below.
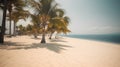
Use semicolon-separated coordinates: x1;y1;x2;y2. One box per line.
50;39;67;42
31;37;41;40
0;41;72;53
0;41;27;50
24;43;72;53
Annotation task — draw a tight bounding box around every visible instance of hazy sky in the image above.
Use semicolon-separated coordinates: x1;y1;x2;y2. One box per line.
56;0;120;34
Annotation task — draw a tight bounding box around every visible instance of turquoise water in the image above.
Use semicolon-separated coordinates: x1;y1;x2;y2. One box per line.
64;34;120;44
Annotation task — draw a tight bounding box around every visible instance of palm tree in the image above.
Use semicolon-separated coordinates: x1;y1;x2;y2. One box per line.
55;17;71;38
29;0;71;43
47;8;71;39
30;14;42;38
28;0;58;43
48;17;70;39
10;9;29;36
7;0;26;37
0;0;8;43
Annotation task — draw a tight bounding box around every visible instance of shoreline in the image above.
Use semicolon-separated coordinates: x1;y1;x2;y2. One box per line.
0;35;120;67
62;34;120;44
63;36;120;45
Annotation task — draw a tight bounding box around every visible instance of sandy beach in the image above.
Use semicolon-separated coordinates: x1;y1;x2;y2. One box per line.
0;35;120;67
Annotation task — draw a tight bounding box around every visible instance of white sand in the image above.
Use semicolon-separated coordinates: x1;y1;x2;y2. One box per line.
0;35;120;67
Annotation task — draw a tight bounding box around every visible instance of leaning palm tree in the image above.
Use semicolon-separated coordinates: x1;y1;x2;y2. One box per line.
47;8;70;39
48;16;71;39
55;16;71;38
0;0;8;43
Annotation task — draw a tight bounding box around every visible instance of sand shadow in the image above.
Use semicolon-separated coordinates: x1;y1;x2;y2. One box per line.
0;41;72;53
23;43;72;53
0;41;28;49
0;41;26;46
31;38;41;40
50;39;67;42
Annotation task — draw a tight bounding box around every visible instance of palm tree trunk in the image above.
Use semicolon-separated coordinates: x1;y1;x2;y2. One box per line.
41;25;46;43
41;33;46;43
13;22;16;36
9;10;12;37
49;33;53;39
0;0;7;44
49;31;55;39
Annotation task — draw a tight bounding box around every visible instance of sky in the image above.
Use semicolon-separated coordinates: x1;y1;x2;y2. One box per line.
56;0;120;34
0;0;120;34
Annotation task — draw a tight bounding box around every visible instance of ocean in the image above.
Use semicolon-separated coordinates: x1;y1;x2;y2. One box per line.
64;34;120;44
